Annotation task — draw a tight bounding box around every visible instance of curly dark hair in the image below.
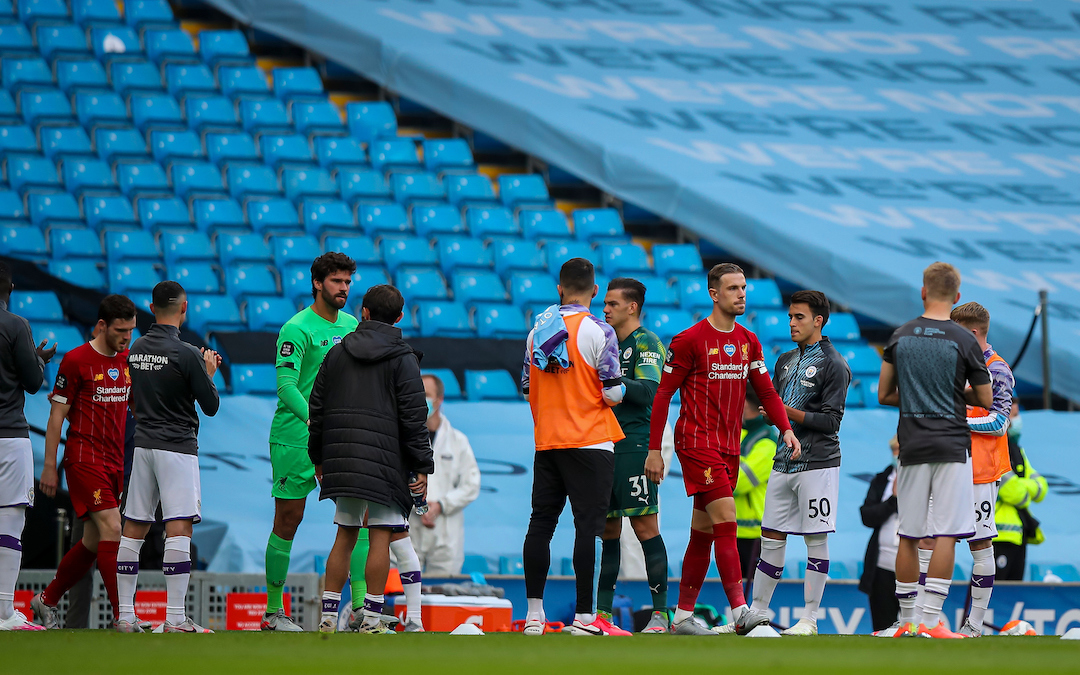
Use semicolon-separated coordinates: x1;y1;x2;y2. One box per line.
311;252;357;299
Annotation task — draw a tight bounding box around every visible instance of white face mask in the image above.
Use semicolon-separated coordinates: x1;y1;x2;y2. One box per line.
1008;414;1022;439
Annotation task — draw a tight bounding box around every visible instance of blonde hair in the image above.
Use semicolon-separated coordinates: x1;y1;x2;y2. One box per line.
923;262;960;301
951;301;990;335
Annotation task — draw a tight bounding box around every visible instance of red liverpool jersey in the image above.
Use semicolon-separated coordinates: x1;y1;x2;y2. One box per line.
649;319;790;458
50;343;131;469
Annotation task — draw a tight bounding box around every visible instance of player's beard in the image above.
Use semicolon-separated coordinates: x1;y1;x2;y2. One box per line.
322;288;348;310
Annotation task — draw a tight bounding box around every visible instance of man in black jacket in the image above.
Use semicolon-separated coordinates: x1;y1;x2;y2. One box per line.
860;437;900;633
309;285;433;634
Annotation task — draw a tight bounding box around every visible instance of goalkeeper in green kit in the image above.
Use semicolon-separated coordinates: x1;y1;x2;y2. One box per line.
262;253;363;631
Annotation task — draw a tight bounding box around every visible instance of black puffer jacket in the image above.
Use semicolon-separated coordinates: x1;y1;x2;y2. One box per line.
308;320;433;517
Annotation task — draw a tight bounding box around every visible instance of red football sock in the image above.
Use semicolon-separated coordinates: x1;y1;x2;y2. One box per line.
677;529;715;611
42;540;96;606
96;540;120;620
713;522;746;609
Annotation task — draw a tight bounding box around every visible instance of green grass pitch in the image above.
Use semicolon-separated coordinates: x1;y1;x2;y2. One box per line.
1;632;1076;674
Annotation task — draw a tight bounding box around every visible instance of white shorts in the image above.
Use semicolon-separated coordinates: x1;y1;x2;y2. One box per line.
761;466;839;535
124;447;201;524
334;497;408;529
0;438;33;508
971;482;999;542
897;460;974;539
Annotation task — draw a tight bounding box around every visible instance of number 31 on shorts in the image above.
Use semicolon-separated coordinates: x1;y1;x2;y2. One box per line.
629;475;649;497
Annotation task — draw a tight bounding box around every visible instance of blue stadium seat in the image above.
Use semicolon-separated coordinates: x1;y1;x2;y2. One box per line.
105;229;158;262
219;65;268;99
185;294;243;335
260;134;314;170
56;59;108;95
422;368;462;400
0;90;17;124
859;379;880;408
573;208;627;243
653;243;703;278
637;276;679;308
282;167;337;203
543;239;594;275
108;260;161;293
218;232;271;267
126;0;174;30
85;195;137;232
358;203;410;237
144;29;196;65
227;165;280;200
49;228;102;260
171;162;226;200
246;296;296;332
130;93;184;132
270;234;320;269
754;309;791;346
36;25;90;62
225;262;277;299
2;58;53;93
246;198;300;234
395;267;447;304
314;136;366;170
671;273;713;314
383;237;437;273
171;261;220;294
423;139;473;173
272;67;324;101
116;162;169;197
338;168;390;204
446;174;497;208
600;243;651;277
110;60;163;97
8;156;61;194
49;259;106;290
465;370;518;401
0;190;25;223
498;555;524;575
231;363;278;395
499;174;550;209
193;198;246;234
827;312;861;342
346;101;396;144
207;132;259;167
239;98;291;135
412;204;463;238
301;199;356;237
149;129;201;166
292;101;345;136
198;30;253;68
391;172;444;205
0;125;38;158
90;27;143;62
746;278;782;310
279;263;311;304
509;271;557;307
493;240;544;278
521;209;571;240
73;0;122;27
1030;564;1080;583
466;205;519;239
136;196;191;231
845;381;864;409
95;128;150;165
0;23;34;57
17;0;69;24
437;237;491;276
161;231;214;266
348;264;391;307
186;95;240;133
21;89;75;129
644;308;695;344
165;63;216;98
474;303;528;339
452;270;507;306
63;158;118;196
28;192;82;230
75;91;129;131
324;234;378;265
10;291;64;322
369;138;420;172
415;300;473;338
839;344;882;377
33;324;86;356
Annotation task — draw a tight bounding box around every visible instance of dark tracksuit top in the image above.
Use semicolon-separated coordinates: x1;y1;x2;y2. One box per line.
0;300;45;436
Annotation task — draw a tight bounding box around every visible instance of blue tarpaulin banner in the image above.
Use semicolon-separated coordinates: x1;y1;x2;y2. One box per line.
205;0;1080;401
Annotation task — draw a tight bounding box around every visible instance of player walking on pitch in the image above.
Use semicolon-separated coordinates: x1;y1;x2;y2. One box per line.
117;281;221;633
877;263;991;639
648;263;799;636
34;295;137;628
741;290;851;636
597;278;670;635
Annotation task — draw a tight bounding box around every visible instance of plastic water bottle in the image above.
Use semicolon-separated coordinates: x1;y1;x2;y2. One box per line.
409;472;428;515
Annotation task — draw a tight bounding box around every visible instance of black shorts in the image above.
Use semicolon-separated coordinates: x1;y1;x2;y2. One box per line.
531;448;615;539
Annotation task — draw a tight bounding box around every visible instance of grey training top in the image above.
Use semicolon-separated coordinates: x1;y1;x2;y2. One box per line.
0;300;44;437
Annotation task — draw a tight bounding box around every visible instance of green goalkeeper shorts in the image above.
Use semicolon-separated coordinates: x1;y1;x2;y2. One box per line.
608;449;659;518
270;443;317;500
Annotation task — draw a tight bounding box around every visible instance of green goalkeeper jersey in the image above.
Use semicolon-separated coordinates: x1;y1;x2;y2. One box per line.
613;326;666;452
268;306;359;449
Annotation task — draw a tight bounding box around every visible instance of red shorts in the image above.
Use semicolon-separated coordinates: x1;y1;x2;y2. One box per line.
677;450;739;501
65;462;123;520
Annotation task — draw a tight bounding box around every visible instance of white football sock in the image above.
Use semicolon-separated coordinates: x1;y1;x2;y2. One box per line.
163;536;191;624
803;534;829;622
526;597;545;622
750;537;786;612
575;612;597;624
895;581;918;624
673;607;694;624
390;538;422;621
921;577;951;627
322;590;341;623
913;547;932;625
361;593;384;625
116;536;144;624
0;507;25;620
968;547;995;632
